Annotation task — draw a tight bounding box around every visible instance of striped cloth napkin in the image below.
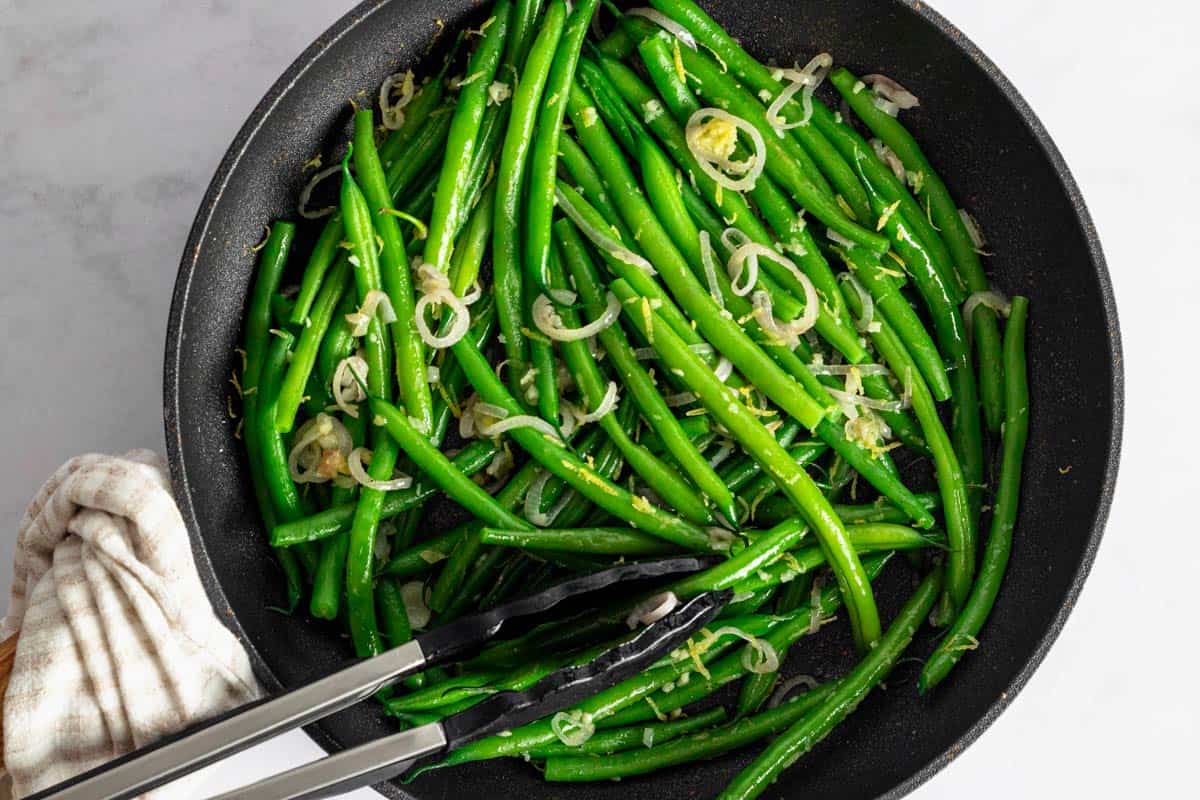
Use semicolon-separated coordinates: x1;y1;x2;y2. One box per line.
1;451;261;799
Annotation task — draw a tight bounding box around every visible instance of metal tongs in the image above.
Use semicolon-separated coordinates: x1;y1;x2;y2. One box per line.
29;557;728;800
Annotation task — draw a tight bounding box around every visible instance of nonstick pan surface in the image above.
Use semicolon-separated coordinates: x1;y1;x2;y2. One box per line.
164;1;1122;797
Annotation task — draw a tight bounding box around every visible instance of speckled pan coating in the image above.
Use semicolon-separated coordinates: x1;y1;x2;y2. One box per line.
164;1;1122;797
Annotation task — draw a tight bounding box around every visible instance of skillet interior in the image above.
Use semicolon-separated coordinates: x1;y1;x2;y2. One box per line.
164;1;1122;797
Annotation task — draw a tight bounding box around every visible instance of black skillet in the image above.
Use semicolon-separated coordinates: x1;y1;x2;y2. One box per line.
163;1;1123;797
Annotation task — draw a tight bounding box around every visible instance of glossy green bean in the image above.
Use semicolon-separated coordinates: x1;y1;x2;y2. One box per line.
544;685;832;782
669;518;809;597
493;0;567;397
480;526;678;555
718;567;943;800
920;297;1028;691
423;0;511;276
523;0;600;291
527;707;727;759
352;109;432;433
274;260;351;432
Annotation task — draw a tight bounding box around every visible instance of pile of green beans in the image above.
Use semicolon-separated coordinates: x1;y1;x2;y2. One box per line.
238;0;1032;795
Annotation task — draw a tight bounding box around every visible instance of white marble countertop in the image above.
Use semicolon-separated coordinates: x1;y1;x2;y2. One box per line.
2;0;1195;797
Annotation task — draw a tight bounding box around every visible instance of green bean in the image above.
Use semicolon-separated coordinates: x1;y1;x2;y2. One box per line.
369;397;532;531
384;107;454;198
755;492;941;528
920;297;1029;690
612;280;881;649
523;0;601;291
718;567;943;800
339;149;401;657
637;415;710;452
493;0;567;397
274;260;351;431
352;110;433;433
544;685;832;781
380;526;467;579
670;519;809;597
438;545;512;621
736;570;816;716
839;276;975;610
854;149;968;370
242;223;305;610
730;526;943;596
423;0;510;276
556;134;636;242
829;67;1005;432
480;526;678;556
451;333;712;550
257;331;304;523
315;289;359;390
270;440;497;546
527;707;727;759
376;577;414;648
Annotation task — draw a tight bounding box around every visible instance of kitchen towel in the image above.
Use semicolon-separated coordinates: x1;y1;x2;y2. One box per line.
1;450;261;798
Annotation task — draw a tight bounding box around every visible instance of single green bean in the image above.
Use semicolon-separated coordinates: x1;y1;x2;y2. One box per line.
493;0;567;396
423;0;511;275
920;297;1029;691
480;527;679;555
523;0;601;291
274;260;351;431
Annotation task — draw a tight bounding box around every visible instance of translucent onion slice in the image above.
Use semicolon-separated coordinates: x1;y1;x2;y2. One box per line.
826;388;906;414
766;54;833;132
626;8;697;49
413;261;471;349
332;355;369;418
838;271;877;333
477;413;561;441
532;292;621;341
699;231;726;308
524;472;574;527
767;674;819;709
714;356;734;383
348;447;414;492
555;185;656;274
297;164;342;220
550;710;596;747
958;209;988;250
707;626;780;674
574;381;620;424
287;413;353;484
685;108;767;193
733;245;819;335
345;289;397;337
379;70;415;130
625;592;680;629
962;290;1012;326
870;138;907;183
400;581;431;630
862;74;920;117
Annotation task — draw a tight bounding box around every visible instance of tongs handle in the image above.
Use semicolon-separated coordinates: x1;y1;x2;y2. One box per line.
26;640;427;800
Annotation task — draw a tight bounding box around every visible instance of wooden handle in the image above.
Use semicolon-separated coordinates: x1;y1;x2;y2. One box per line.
0;632;16;771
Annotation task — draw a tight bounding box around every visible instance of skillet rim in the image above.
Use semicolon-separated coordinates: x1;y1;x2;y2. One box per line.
162;1;1124;797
